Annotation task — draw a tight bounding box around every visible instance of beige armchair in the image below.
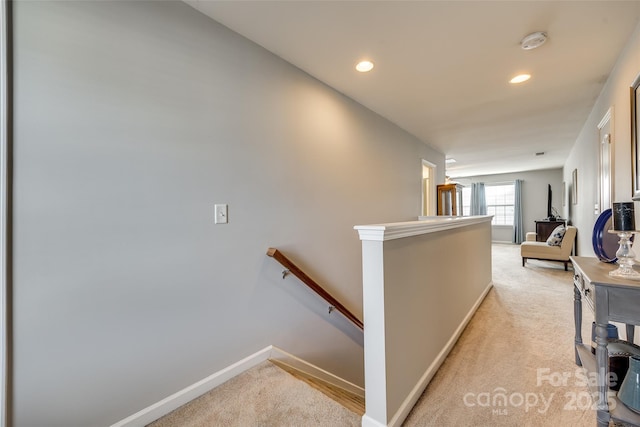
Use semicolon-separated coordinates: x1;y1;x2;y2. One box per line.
521;226;577;271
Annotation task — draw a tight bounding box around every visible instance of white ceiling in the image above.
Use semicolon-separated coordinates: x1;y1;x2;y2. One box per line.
186;0;640;177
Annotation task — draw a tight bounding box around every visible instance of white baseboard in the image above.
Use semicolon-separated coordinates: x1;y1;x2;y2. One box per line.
384;281;494;427
269;346;365;398
110;344;365;427
112;281;492;427
110;346;274;427
362;414;388;427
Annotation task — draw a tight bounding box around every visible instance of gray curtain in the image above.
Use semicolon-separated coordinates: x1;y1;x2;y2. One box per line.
513;179;524;244
470;182;486;215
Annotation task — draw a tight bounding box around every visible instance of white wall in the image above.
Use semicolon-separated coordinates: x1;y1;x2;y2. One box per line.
12;2;444;426
357;218;492;427
565;21;640;256
454;169;563;243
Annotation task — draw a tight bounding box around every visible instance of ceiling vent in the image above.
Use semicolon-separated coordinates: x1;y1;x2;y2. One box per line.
521;32;548;50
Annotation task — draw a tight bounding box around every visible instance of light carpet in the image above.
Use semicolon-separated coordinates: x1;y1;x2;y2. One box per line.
149;244;602;426
404;243;595;426
148;360;360;427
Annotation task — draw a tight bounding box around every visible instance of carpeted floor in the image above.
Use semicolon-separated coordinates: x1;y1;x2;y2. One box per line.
148;360;360;427
403;243;595;426
149;244;601;426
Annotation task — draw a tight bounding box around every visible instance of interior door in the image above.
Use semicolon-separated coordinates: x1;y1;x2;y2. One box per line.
598;108;613;215
422;161;436;216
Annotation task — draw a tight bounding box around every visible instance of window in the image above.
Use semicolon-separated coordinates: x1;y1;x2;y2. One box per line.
486;183;515;225
462;187;470;217
461;183;515;225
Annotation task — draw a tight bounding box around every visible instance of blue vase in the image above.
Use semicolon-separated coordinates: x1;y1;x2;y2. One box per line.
618;355;640;413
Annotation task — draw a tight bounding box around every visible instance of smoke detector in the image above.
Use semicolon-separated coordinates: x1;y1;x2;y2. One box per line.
520;31;548;50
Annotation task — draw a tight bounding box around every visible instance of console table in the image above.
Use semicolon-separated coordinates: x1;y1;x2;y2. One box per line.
535;219;566;242
571;256;640;427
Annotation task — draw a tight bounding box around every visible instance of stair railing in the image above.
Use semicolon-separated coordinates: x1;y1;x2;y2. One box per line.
266;248;363;330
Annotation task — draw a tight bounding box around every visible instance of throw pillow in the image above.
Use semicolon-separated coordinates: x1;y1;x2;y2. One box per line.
546;225;566;246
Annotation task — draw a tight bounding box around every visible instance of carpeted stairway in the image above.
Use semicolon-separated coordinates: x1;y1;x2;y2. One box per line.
148;360;361;427
149;244;605;426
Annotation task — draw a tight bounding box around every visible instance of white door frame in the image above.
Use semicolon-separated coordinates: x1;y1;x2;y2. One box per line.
421;160;436;216
1;0;11;425
597;107;614;214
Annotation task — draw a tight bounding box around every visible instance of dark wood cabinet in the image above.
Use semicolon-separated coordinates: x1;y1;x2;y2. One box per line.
535;220;566;242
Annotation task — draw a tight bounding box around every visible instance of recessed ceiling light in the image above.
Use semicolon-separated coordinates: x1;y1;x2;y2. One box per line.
356;60;374;73
520;31;548;50
445;158;457;164
510;74;531;84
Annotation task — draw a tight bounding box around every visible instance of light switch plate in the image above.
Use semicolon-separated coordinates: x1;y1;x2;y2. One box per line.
215;204;228;224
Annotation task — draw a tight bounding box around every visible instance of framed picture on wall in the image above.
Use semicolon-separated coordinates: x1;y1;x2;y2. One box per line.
632;72;640;200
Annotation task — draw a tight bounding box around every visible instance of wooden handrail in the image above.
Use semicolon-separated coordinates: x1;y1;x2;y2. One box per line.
267;248;364;330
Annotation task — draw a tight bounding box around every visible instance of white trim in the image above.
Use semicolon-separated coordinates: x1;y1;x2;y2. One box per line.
421;159;436;217
598;106;613;129
0;1;9;426
110;345;365;427
269;346;365;397
384;281;493;427
110;346;274;427
597;106;614;212
360;239;387;423
362;414;388;427
355;216;492;241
